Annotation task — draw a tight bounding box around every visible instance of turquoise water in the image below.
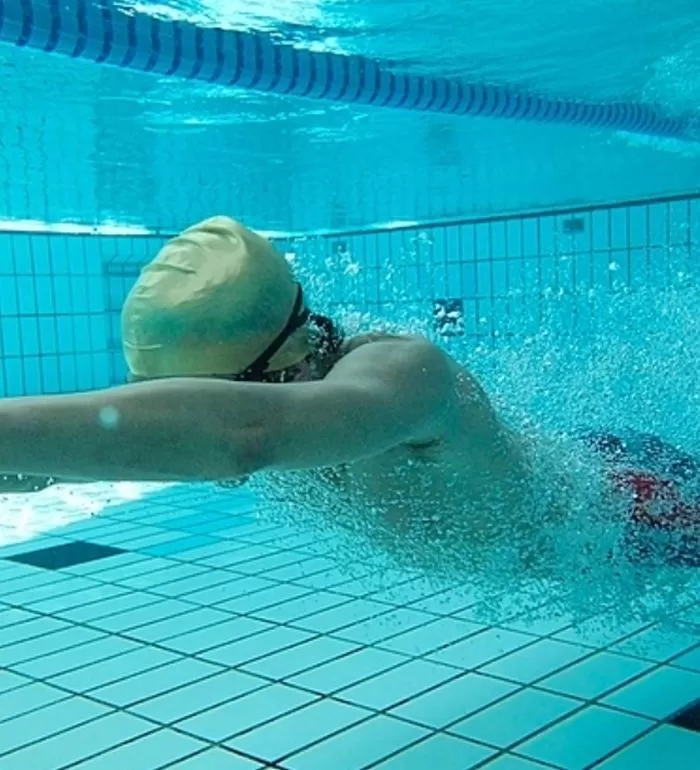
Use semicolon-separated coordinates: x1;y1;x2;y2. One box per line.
1;1;700;768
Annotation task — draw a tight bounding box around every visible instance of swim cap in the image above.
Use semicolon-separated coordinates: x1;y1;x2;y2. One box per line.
121;216;310;378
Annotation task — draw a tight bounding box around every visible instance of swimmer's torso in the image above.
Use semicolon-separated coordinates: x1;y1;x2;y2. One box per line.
260;333;536;562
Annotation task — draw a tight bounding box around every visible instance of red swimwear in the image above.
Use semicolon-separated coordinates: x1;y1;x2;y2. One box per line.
581;430;700;566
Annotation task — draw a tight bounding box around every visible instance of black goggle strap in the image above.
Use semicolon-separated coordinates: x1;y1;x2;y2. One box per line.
239;283;310;380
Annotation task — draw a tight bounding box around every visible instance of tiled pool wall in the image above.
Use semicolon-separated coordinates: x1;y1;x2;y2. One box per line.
0;192;699;398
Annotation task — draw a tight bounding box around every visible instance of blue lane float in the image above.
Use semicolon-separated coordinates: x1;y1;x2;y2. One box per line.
0;0;696;141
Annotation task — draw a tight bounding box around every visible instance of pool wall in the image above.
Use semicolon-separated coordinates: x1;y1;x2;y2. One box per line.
1;192;698;398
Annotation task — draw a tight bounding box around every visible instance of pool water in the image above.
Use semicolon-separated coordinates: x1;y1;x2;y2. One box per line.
1;0;700;768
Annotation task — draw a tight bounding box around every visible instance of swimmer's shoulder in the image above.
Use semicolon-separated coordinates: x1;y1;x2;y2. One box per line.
340;331;423;357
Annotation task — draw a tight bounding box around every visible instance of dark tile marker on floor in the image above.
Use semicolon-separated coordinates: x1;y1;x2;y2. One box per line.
5;541;125;570
669;697;700;732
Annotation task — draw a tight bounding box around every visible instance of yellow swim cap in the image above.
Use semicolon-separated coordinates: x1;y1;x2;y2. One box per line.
121;216;310;379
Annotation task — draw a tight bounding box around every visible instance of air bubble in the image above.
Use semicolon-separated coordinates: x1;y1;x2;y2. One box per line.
98;406;120;429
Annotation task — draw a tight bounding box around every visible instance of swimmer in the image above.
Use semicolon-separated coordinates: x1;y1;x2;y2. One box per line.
0;217;697;566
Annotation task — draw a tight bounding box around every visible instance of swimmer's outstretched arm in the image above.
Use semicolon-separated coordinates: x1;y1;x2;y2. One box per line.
0;339;454;485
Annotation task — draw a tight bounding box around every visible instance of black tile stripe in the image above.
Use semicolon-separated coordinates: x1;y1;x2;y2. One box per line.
6;541;125;570
669;697;700;732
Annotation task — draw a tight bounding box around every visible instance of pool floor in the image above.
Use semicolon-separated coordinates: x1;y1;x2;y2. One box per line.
1;484;700;769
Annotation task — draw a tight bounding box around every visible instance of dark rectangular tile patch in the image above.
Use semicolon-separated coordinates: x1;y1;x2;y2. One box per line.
5;541;125;570
669;697;700;732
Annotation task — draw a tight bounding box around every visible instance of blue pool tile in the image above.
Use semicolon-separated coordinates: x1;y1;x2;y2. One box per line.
517;704;652;769
0;616;71;647
483;757;554;770
503;606;576;636
263;555;337;582
373;733;495;770
479;639;592;683
86;598;194;633
129;669;267;724
113;563;211;591
408;584;482;614
51;645;182;692
333;607;438;645
450;688;581;748
125;606;232;644
253;590;351;624
231;551;310;575
177;683;316;742
0;710;155;769
241;635;359;680
201;625;313;668
1;625;106;667
89;657;221;708
149;569;239;598
602;666;700;719
611;624;699;662
0;670;30;694
69;728;208;769
60;590;162;623
390;672;518;729
292;599;394;634
217;583;312;615
0;696;111;756
0;608;36;628
284;714;429;770
291;564;373;592
539;651;653;700
141;535;218;557
673;645;700;672
596;725;700;769
378;616;484;656
185;574;277;606
160;617;268;655
161;512;231;531
0;682;69;723
175;749;263;769
27;583;129;615
338;659;458;710
229;698;371;762
427;628;536;671
13;634;142;679
288;647;407;695
554;616;651;648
